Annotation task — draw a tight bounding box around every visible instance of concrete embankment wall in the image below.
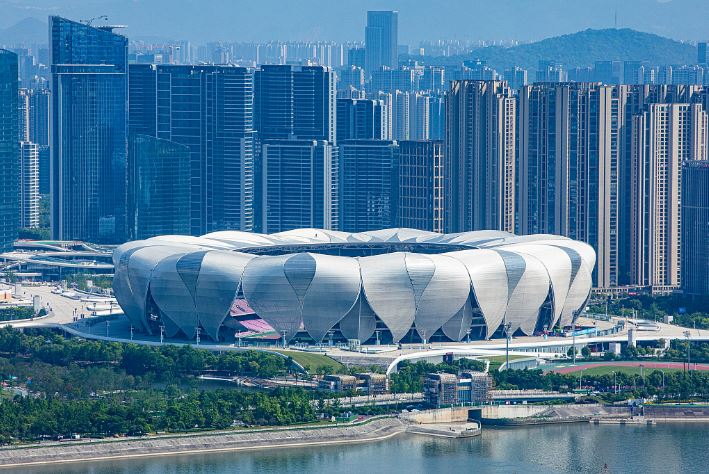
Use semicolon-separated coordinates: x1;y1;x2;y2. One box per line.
480;405;550;419
0;418;405;468
400;407;472;424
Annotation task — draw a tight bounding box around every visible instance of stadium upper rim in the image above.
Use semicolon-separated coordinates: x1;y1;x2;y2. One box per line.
112;228;596;344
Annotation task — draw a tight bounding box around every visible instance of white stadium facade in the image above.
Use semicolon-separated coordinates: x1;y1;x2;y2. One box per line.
112;228;596;344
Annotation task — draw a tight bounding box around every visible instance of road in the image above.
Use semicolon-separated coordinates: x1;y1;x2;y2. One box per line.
6;285;709;367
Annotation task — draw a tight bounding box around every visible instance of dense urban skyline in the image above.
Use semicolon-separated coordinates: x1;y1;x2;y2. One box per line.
1;0;708;44
1;7;708;299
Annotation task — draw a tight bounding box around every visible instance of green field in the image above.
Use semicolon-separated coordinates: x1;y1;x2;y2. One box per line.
481;355;531;371
572;365;687;377
272;350;344;373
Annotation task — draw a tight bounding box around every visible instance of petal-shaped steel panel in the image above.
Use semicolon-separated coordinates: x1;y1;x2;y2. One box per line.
301;254;361;342
195;251;255;340
448;249;509;337
150;253;199;338
124;245;189;334
359;252;416;342
241;255;302;341
413;254;470;340
500;250;551;335
501;244;572;329
338;294;378;342
441;297;475;341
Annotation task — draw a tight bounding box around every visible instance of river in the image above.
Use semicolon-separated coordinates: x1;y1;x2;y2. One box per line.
12;423;705;474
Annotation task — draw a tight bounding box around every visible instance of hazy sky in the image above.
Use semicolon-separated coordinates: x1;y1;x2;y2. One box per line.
1;0;707;44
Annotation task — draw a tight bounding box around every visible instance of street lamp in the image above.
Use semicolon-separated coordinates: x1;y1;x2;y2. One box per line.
129;325;134;341
504;322;512;370
160;325;165;344
683;330;691;370
572;310;578;366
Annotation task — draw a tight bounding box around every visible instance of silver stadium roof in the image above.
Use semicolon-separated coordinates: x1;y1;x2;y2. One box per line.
113;228;596;343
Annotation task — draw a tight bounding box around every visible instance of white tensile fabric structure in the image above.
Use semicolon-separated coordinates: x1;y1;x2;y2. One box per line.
113;228;596;343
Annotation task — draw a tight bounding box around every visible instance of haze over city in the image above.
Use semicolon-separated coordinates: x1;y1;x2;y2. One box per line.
1;0;708;43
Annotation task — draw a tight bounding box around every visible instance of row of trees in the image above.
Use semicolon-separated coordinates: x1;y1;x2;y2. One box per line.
587;294;709;329
494;367;709;402
0;327;292;380
0;388;316;443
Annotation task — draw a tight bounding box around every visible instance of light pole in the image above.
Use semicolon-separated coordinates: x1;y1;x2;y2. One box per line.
160;325;165;344
282;330;288;349
105;320;110;337
504;322;512;370
684;330;691;371
572;310;578;366
613;371;617;394
196;327;201;346
129;325;134;341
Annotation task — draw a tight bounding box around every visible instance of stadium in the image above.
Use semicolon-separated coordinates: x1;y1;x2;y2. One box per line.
112;228;596;344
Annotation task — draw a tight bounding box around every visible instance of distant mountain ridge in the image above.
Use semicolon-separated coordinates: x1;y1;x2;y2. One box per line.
0;18;47;46
412;28;698;72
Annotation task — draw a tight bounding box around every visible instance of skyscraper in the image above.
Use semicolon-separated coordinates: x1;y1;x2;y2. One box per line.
29;88;50;147
365;11;398;75
336;98;387;142
397;140;444;232
0;49;19;251
261;140;337;233
128;64;254;235
682;160;709;295
629;103;708;289
445;80;516;233
50;17;128;243
519;82;621;287
340;140;398;232
294;66;337;144
19;141;39;228
128;135;191;240
698;42;708;65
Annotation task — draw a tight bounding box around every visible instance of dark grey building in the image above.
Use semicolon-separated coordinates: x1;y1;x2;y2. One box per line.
397;140;444;232
128;135;191;240
0;49;19;251
682;160;709;295
698;42;708;65
336;98;387;142
50;17;128;243
254;65;337;232
128;64;254;235
365;11;398;75
340;140;398;232
261;140;338;233
445;80;516;234
255;65;336;142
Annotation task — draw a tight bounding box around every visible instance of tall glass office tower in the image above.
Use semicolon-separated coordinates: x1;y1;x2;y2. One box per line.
0;49;19;251
365;11;398;75
128;135;191;240
128;64;254;235
340;140;399;232
50;16;128;243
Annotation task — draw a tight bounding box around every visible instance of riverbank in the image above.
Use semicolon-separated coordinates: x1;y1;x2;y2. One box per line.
0;417;406;469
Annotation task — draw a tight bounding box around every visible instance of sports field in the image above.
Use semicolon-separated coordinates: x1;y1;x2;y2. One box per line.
550;361;709;375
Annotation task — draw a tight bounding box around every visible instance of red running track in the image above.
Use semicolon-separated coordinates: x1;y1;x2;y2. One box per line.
552;361;709;374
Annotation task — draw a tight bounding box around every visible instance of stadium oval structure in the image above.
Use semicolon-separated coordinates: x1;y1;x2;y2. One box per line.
112;228;596;344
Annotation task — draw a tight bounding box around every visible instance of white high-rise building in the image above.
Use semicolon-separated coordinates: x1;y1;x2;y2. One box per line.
19;141;39;228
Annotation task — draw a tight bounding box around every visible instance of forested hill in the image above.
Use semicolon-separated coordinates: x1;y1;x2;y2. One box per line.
411;28;698;71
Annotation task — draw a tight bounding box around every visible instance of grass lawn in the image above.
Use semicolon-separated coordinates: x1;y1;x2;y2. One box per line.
574;365;687;377
272;350;344;373
481;355;532;371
